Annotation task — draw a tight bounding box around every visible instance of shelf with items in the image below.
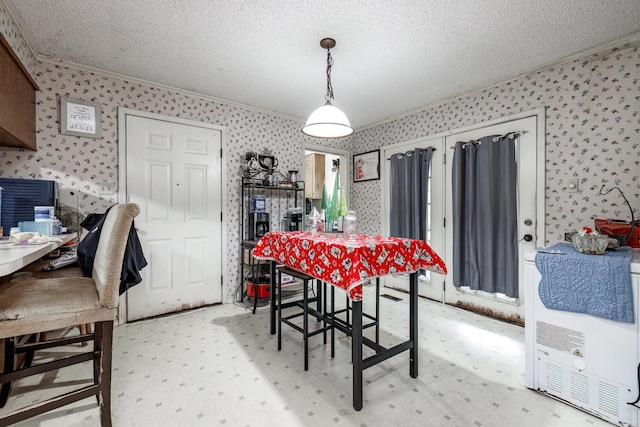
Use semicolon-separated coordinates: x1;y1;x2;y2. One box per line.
239;237;310;313
240;172;305;243
240;240;271;301
239;171;306;311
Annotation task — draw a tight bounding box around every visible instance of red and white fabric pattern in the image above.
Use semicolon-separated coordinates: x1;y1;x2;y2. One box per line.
252;231;447;300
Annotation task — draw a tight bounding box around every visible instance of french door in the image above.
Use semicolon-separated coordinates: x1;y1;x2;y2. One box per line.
444;114;541;319
381;136;445;301
382;109;544;318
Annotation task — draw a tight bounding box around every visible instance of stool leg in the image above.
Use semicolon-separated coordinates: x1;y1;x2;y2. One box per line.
316;279;322;321
331;286;335;358
303;279;309;371
0;337;16;408
277;270;282;351
345;295;350;328
375;278;380;344
22;333;38;368
323;282;327;344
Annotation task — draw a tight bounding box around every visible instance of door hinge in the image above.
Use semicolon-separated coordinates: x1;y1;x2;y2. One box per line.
220;148;223;158
443;217;446;228
221;275;224;285
220;211;223;221
443;153;446;164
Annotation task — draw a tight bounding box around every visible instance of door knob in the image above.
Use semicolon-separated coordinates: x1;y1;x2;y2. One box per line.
523;234;533;242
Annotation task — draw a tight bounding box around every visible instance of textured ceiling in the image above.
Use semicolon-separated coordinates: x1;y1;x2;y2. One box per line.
7;0;640;129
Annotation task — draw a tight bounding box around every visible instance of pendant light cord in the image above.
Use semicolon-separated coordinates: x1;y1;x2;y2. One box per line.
325;49;334;103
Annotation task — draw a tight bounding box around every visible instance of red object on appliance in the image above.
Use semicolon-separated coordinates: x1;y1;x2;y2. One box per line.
246;282;270;299
594;219;640;248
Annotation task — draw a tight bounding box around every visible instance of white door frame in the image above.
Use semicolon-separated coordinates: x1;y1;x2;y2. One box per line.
117;108;228;323
302;143;351;210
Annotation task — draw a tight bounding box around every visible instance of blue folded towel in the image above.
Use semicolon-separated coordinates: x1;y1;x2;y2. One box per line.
535;243;634;323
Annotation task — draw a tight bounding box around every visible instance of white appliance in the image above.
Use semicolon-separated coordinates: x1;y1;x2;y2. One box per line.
524;250;640;426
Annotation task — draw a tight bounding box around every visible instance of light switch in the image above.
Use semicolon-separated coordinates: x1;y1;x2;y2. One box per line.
98;182;116;195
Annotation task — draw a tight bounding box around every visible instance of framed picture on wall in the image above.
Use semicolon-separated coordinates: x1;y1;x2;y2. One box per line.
60;96;102;139
353;149;380;182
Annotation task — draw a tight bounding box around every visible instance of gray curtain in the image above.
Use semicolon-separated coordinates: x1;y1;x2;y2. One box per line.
389;147;434;240
452;135;518;297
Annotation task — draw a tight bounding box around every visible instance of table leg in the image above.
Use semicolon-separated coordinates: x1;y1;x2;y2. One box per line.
409;271;418;378
269;261;277;335
331;286;335;358
352;299;363;411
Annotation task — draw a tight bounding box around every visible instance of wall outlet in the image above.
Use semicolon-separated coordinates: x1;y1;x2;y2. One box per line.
98;182;116;195
564;232;575;242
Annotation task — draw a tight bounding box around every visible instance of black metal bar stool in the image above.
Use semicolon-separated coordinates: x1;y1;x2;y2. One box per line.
276;266;333;371
333;278;380;343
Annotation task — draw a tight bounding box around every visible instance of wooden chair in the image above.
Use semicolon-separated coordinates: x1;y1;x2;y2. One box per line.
9;255;91;344
0;203;140;426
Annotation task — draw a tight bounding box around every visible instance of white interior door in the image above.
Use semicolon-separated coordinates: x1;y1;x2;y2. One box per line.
125;114;222;321
444;113;542;319
381;136;445;301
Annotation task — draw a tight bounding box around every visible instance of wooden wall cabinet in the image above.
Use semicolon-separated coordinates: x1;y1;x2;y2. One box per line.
0;33;39;150
304;153;325;199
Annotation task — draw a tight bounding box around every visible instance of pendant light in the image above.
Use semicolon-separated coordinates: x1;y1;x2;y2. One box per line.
302;38;353;138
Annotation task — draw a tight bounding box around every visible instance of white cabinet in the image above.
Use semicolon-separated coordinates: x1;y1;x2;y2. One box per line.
304;153;325;199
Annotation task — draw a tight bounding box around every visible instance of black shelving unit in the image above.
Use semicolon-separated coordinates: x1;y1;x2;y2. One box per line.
238;170;305;312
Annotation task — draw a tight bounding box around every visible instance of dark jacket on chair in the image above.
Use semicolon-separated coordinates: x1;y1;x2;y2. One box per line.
78;206;147;294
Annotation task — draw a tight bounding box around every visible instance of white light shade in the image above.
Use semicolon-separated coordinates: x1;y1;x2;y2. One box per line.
302;102;353;138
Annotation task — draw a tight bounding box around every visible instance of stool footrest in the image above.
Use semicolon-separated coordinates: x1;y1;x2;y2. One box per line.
276;265;315;281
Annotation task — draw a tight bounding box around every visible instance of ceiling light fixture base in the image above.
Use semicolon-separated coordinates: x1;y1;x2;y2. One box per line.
319;38;336;49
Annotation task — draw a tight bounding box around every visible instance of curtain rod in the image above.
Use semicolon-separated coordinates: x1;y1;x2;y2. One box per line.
387;147;436;160
449;130;528;148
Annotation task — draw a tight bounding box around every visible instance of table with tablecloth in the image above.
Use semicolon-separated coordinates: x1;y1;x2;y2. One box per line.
251;231;447;410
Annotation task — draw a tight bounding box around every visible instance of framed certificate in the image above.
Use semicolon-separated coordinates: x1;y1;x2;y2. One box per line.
353;149;380;182
60;96;102;138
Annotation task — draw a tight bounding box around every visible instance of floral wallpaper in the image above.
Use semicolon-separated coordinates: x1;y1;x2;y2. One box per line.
352;45;639;244
1;3;638;305
0;60;354;302
0;0;37;79
1;6;351;303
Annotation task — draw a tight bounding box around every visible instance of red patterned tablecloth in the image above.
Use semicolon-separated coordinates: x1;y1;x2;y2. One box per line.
251;231;447;300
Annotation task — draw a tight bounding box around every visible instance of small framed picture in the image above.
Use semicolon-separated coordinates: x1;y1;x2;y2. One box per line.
353;149;380;182
60;96;102;139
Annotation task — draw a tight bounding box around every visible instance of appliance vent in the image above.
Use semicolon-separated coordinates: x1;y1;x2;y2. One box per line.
545;362;564;394
570;371;590;403
598;381;619;416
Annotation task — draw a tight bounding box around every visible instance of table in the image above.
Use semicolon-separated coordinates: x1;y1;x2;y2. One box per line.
251;231;447;410
0;234;77;278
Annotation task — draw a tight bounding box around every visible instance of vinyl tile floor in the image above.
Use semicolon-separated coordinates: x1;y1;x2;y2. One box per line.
2;287;613;427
